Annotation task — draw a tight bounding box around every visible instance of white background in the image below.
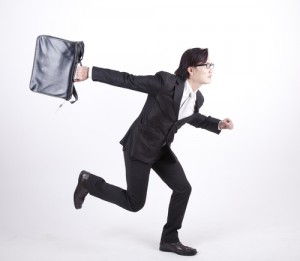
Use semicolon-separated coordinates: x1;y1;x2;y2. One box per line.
0;0;300;260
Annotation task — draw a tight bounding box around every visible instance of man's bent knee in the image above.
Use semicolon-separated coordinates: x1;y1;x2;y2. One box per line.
179;182;192;195
130;202;145;212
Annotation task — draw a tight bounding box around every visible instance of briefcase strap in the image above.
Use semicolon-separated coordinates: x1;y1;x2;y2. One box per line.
70;86;78;104
57;85;78;111
66;43;84;106
69;60;82;104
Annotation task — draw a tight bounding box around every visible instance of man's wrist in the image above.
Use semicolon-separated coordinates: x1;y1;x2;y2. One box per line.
218;121;222;130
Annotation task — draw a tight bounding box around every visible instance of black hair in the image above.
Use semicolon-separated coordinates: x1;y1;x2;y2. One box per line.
175;48;208;80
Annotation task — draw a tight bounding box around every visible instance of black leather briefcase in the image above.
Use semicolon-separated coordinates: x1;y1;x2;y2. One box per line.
29;35;84;103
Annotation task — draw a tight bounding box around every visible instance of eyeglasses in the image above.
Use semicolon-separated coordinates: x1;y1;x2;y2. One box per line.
196;63;214;69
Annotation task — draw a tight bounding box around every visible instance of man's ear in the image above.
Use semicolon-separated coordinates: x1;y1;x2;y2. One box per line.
187;66;193;77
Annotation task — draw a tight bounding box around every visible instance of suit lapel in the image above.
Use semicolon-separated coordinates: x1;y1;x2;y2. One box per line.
173;78;185;120
195;91;204;112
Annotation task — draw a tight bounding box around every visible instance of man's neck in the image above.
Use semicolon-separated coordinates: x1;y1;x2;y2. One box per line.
187;79;201;92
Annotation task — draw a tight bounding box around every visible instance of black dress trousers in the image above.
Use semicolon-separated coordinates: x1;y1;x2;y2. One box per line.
85;146;192;243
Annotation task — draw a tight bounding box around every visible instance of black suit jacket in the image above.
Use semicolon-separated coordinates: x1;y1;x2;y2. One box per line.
92;67;221;164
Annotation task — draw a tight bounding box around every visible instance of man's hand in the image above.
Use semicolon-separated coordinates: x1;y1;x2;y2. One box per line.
218;118;234;130
74;66;89;82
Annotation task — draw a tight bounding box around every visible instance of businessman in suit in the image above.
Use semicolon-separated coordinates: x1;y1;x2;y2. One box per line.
73;48;233;256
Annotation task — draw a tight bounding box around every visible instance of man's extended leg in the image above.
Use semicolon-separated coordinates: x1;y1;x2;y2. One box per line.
74;151;151;212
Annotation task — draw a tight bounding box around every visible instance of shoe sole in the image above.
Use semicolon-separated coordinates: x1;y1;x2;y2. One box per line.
159;247;197;256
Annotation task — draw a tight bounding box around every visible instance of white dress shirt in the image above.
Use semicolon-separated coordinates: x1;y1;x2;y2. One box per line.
178;80;197;120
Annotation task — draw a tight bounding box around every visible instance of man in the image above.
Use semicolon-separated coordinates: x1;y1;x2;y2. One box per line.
73;48;233;256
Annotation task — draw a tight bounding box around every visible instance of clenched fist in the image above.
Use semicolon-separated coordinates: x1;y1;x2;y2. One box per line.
218;118;234;130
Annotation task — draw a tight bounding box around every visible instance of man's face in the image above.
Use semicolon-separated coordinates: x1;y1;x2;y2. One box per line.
188;58;214;86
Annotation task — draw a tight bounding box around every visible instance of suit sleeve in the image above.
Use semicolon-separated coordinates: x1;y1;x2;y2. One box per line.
188;113;221;134
91;66;162;96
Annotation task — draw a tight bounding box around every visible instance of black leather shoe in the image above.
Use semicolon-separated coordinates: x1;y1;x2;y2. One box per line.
74;171;90;209
159;241;197;256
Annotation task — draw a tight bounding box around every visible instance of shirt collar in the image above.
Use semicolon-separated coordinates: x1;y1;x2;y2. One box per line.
185;80;197;98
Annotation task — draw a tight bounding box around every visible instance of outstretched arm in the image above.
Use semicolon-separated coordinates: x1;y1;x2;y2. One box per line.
74;66;162;96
